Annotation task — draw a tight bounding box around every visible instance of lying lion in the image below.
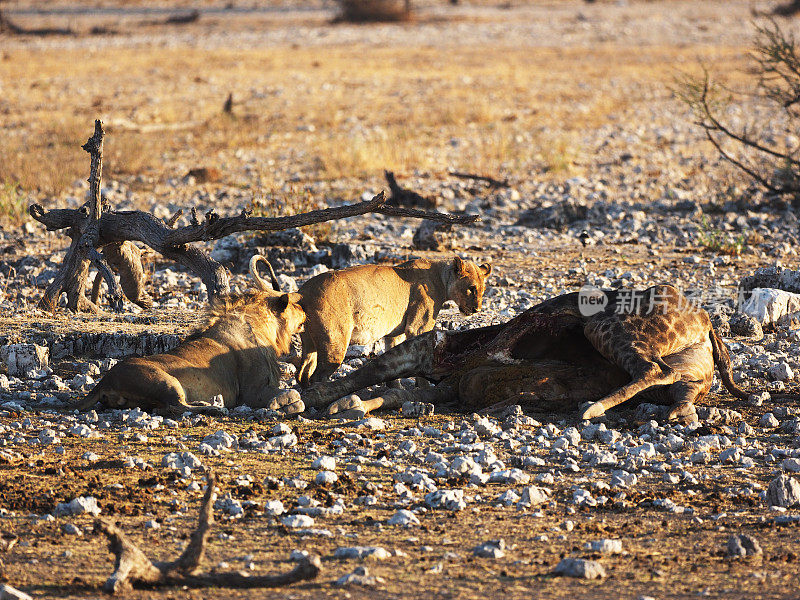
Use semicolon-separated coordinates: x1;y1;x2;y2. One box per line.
251;255;492;388
75;291;305;416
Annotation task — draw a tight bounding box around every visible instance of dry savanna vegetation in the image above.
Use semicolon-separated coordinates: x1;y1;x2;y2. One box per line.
2;1;800;599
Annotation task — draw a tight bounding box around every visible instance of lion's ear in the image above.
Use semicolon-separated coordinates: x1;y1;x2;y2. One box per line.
480;263;492;277
275;293;290;313
453;256;465;275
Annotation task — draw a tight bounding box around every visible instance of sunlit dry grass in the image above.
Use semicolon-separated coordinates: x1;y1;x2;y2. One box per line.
0;43;750;196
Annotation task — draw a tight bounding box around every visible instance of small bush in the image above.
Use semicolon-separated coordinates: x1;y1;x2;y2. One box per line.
696;215;748;256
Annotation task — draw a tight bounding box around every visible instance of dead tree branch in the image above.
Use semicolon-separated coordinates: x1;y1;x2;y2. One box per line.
678;20;800;200
0;5;73;35
94;472;321;593
30;123;479;312
40;121;125;313
449;171;510;189
384;170;437;210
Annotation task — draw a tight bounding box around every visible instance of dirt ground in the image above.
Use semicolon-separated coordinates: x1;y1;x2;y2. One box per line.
1;1;800;598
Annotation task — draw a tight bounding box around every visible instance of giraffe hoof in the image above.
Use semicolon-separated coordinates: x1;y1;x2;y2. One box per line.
579;402;606;420
326;394;364;416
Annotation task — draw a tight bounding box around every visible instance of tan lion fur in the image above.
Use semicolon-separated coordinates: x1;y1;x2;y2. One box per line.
75;291;305;415
284;256;492;388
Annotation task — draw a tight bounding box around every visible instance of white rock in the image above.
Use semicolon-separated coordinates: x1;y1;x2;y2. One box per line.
354;417;387;430
727;534;762;557
387;509;420;527
782;458;800;473
768;362;794;382
760;413;780;428
488;468;530;485
741;288;800;325
497;489;521;506
0;344;48;377
312;456;336;470
272;423;292;435
334;546;391;560
473;539;505;558
518;486;550;507
214;495;244;518
282;514;315;528
424;489;466;511
37;429;59;445
553;558;606;579
315;471;338;485
55;496;101;517
586;539;623;554
265;500;285;516
201;430;237;452
766;474;800;507
335;565;384;586
719;447;741;464
61;523;82;536
610;470;637;488
269;432;298;448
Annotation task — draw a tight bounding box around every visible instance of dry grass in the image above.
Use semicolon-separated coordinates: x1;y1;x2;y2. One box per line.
0;183;28;224
0;44;750;199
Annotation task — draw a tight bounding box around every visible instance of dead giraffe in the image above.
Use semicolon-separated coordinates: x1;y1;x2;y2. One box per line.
573;284;748;420
296;284;749;422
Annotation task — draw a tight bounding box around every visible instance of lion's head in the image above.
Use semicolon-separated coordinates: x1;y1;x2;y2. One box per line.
207;291;305;356
447;256;492;315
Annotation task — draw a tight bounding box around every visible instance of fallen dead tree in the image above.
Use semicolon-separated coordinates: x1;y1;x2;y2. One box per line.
0;4;73;35
29;120;478;313
93;472;321;593
301;285;750;423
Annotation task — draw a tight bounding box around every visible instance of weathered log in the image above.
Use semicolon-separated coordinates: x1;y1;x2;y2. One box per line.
40;121;125;313
30;122;479;312
384;170;437;210
0;7;73;35
91;242;153;308
93;472;321;593
449;171;509;188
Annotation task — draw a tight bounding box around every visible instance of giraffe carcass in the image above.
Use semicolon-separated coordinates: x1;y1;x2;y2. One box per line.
299;285;749;422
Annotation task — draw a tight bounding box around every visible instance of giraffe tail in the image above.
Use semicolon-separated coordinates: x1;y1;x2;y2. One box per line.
709;326;750;400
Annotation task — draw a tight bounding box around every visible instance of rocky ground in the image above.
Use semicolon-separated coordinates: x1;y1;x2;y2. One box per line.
1;1;800;598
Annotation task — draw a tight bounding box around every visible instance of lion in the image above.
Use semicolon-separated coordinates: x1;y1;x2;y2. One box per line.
252;255;492;388
74;291;305;416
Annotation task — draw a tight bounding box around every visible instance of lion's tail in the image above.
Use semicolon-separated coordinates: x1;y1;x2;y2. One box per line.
248;255;281;293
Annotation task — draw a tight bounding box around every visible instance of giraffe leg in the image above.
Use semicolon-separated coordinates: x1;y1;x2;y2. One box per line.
662;343;713;423
579;357;680;420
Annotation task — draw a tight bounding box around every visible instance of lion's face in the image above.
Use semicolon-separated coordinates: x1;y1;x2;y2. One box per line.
448;258;492;316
